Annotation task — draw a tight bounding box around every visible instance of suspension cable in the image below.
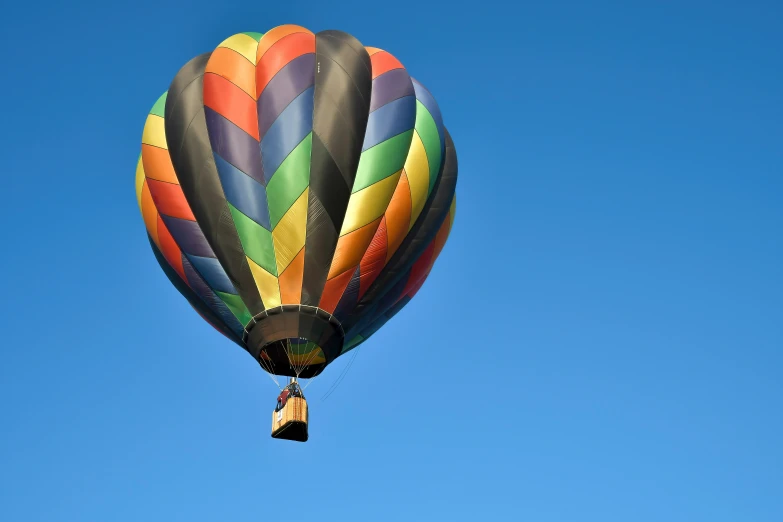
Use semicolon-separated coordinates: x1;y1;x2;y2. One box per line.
321;345;362;401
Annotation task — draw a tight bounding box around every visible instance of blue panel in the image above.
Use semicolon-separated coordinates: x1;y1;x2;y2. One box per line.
361;295;411;340
214;152;271;229
260;86;315;183
362;96;416;151
148;235;244;346
369;68;414;113
184;254;236;294
182;256;245;337
160;215;215;258
204;107;265;185
375;269;410;314
257;53;315;142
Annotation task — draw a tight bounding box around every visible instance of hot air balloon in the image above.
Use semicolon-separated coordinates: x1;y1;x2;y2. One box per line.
135;25;457;441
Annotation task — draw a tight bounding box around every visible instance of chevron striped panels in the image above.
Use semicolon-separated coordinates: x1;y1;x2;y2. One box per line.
136;26;457;378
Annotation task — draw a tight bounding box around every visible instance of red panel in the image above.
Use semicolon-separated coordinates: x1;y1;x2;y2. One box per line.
402;240;435;297
205;47;257;99
370;50;405;79
146;179;196;221
405;269;430;300
358;216;388;298
256;25;312;63
156;215;187;283
256;32;316;98
203;73;260;140
319;267;356;314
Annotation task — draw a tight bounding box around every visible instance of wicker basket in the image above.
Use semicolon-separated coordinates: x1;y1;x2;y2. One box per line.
271;397;308;442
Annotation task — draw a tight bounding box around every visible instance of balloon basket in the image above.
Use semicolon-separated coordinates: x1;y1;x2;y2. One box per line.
271;397;309;442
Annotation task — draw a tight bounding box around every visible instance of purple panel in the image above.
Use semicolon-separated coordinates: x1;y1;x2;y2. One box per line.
204;107;265;185
362;96;416;151
333;266;361;321
257;53;316;142
182;256;245;336
369;68;414;113
160;215;215;258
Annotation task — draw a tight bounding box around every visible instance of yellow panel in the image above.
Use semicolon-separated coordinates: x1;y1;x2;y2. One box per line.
405;131;430;230
286;347;325;366
218;33;260;64
272;188;309;274
247;256;281;309
340;170;401;236
135;154;145;211
141;114;167;149
449;196;457;228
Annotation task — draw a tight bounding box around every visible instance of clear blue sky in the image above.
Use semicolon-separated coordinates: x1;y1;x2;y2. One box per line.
1;1;781;520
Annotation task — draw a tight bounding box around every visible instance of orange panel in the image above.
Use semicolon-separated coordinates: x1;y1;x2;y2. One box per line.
203;73;260;140
358;216;388;297
402;241;435;297
140;180;160;247
278;247;305;304
141;144;178;184
384;169;412;262
205;47;257;99
370;50;405;79
430;210;453;263
157;215;187;282
256;24;313;63
319;266;356;314
365;46;383;56
256;32;316;98
146;179;196;221
327;217;383;279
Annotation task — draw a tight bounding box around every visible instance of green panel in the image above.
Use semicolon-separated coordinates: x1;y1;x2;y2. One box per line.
215;291;253;326
150;92;168;117
228;204;278;275
353;130;414;193
243;32;264;42
342;335;364;353
414;101;442;195
286;342;323;356
267;133;312;229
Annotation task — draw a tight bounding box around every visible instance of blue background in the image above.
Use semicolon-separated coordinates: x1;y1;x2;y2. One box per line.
1;1;781;520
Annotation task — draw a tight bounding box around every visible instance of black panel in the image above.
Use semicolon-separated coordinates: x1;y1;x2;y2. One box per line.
312;30;372;187
301;191;339;306
308;133;351;230
300;31;372;307
164;53;264;316
245;306;344;378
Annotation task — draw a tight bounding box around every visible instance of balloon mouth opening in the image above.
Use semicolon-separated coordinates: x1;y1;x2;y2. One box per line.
259;338;327;378
242;305;344;379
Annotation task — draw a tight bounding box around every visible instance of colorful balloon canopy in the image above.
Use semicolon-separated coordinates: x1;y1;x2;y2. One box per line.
135;25;457;378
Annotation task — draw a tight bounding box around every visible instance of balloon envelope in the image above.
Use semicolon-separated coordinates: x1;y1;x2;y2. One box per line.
136;25;457;377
